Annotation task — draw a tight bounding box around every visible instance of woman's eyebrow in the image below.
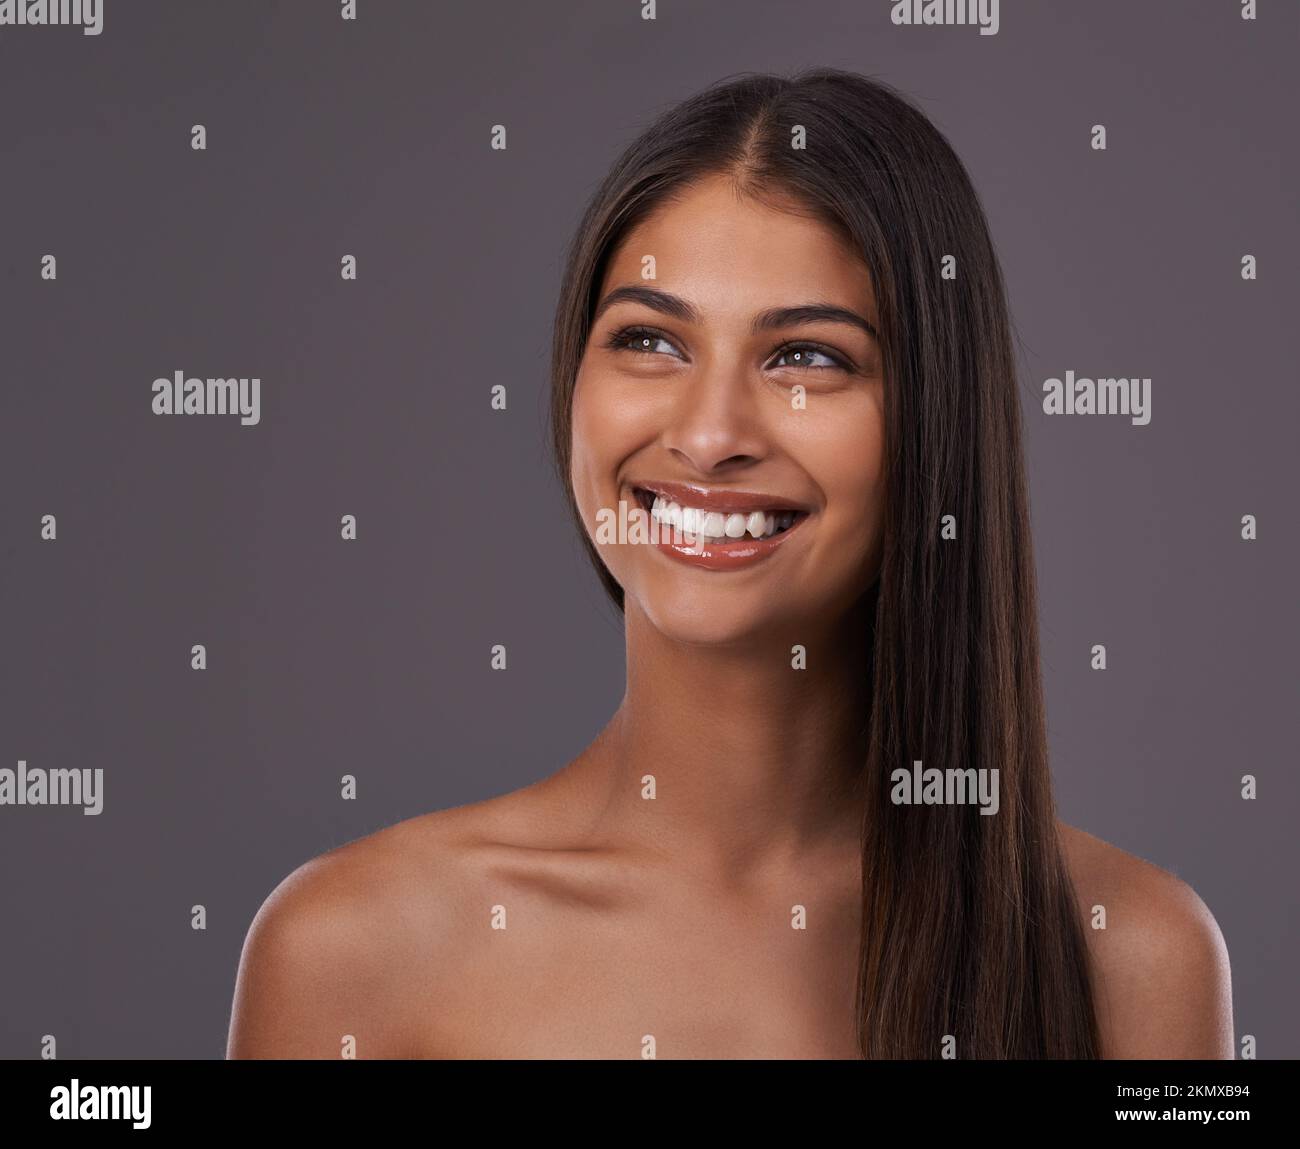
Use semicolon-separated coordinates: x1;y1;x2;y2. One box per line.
752;304;878;342
593;285;697;325
592;285;878;341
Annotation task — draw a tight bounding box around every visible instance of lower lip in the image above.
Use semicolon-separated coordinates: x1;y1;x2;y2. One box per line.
652;514;808;571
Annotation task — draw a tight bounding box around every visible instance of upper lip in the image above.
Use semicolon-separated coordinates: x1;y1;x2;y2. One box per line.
629;479;811;514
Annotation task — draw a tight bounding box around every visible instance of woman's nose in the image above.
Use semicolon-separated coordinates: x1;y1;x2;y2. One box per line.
660;355;769;474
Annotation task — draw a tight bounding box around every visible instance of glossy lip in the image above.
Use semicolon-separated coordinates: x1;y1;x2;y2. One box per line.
629;478;811;515
624;480;814;572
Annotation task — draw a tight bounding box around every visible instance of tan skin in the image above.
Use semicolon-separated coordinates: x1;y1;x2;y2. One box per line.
227;174;1234;1059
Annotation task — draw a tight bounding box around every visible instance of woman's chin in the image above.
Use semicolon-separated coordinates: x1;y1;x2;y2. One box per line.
629;587;798;650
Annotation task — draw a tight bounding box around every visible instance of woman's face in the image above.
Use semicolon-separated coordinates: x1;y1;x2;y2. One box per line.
570;172;886;646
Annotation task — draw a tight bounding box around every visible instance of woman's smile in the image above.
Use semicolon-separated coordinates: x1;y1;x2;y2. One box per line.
626;480;813;571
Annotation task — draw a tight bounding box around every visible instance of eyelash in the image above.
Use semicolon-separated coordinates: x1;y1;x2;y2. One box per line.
603;325;853;372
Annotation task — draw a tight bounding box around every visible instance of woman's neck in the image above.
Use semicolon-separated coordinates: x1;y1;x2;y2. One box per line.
579;596;873;888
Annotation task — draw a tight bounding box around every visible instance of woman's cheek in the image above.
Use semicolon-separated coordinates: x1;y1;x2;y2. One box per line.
571;379;631;533
569;378;608;505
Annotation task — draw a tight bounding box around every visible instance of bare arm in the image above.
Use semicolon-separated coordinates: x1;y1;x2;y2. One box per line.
1064;829;1235;1059
227;855;413;1059
1095;875;1234;1059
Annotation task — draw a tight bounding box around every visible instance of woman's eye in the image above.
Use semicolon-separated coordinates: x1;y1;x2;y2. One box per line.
608;327;681;357
604;328;848;372
771;345;844;370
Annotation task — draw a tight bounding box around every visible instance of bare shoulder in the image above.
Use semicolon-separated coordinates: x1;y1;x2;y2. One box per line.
226;783;557;1059
1057;821;1234;1059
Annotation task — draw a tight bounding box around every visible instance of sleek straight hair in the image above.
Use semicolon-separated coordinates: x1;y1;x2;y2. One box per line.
549;67;1100;1058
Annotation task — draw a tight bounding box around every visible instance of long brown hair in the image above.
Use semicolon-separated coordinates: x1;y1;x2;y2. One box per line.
549;67;1099;1058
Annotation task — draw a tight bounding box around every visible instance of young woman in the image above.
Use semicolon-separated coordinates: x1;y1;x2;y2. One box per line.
228;68;1233;1059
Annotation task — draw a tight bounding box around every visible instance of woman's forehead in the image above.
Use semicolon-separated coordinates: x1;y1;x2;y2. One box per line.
601;178;878;324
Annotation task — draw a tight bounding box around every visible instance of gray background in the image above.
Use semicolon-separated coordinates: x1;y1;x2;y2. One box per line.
1;0;1295;1058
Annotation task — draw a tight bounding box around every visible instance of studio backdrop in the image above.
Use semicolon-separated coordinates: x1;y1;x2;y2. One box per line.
1;0;1295;1058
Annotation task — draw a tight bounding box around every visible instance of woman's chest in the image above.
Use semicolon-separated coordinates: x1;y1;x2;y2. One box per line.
411;904;863;1059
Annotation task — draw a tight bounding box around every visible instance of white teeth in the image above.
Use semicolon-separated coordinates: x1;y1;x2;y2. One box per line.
646;494;796;541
